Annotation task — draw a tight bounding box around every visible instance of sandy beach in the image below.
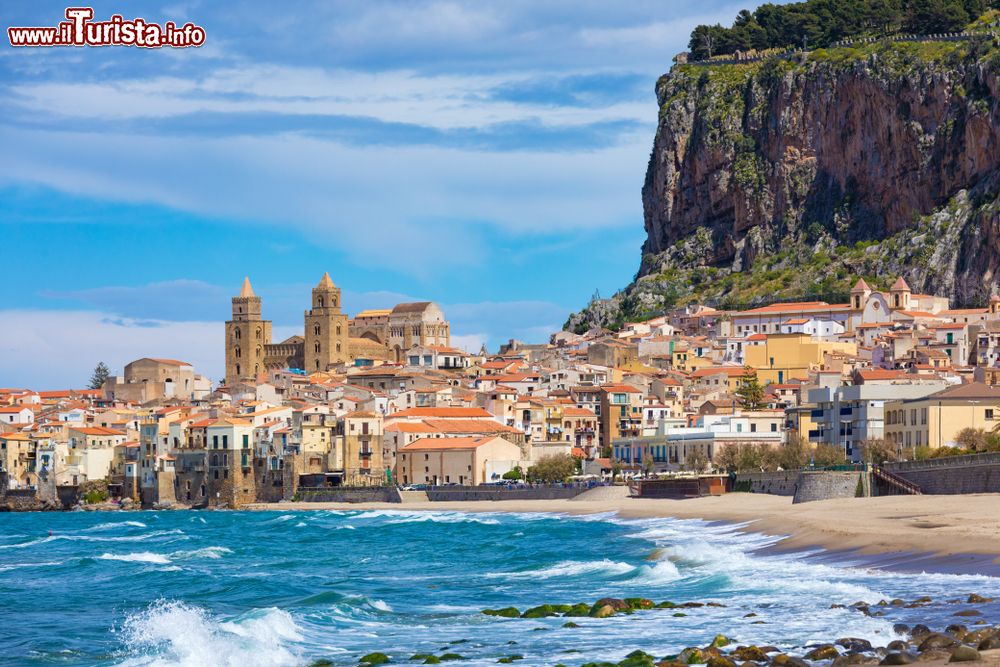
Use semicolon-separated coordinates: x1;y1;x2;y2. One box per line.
247;491;1000;565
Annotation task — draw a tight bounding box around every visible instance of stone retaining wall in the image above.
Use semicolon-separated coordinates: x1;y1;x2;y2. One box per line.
884;454;1000;495
792;471;863;504
733;471;800;496
296;487;401;503
425;486;589;502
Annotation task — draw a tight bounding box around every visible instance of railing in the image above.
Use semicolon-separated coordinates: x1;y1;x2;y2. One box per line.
885;451;1000;471
872;466;922;495
685;30;999;67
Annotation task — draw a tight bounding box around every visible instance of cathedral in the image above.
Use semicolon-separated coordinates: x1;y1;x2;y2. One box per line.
224;273;451;385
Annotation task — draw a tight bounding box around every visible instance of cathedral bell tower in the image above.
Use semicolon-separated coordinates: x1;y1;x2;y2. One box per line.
225;277;272;386
304;272;349;372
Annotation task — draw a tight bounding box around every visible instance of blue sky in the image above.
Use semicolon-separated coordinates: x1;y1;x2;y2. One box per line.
0;0;755;388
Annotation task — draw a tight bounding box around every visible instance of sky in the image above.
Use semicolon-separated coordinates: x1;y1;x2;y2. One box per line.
0;0;756;388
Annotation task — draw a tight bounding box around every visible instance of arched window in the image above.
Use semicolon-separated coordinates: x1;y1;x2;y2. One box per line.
212;454;219;466
332;297;337;307
315;360;320;370
336;325;341;335
236;364;241;376
318;297;325;308
314;342;321;353
254;364;259;375
234;329;241;340
314;324;321;335
235;347;241;358
256;346;262;358
256;328;261;340
336;343;341;352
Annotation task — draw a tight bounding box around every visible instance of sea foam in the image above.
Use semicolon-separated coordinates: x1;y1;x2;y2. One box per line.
118;600;302;666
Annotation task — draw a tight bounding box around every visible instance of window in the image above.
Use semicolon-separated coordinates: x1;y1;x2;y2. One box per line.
212;435;218;448
987;409;995;420
314;324;321;335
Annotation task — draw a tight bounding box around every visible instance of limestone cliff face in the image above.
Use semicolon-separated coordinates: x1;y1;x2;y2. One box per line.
568;40;1000;331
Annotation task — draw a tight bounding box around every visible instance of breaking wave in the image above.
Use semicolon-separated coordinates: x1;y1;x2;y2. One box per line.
117;600;302;666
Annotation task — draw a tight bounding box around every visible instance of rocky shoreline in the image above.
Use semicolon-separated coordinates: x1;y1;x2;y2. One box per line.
314;594;1000;667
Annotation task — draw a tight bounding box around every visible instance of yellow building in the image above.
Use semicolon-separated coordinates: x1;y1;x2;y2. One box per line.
884;383;1000;451
0;432;36;489
743;333;856;384
339;411;384;486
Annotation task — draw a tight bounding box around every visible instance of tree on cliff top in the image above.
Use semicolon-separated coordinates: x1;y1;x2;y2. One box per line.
687;0;996;60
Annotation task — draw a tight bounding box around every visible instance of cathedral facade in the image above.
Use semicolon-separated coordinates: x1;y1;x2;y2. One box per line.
224;274;451;385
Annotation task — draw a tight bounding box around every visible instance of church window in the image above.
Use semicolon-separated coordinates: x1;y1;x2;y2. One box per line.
236;364;241;376
318;297;325;308
256;328;261;340
315;360;320;370
314;324;321;335
336;325;341;335
235;347;241;358
314;342;321;353
254;364;259;375
234;329;241;340
333;297;338;307
336;343;341;352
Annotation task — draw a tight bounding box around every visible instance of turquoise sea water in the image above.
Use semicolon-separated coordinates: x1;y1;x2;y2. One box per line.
2;509;1000;666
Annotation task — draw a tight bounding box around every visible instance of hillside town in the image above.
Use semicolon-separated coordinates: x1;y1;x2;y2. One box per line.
5;273;1000;509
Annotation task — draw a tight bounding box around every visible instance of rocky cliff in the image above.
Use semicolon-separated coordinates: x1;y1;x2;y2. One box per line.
568;37;1000;331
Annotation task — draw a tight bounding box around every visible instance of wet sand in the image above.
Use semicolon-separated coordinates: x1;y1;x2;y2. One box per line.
246;491;1000;569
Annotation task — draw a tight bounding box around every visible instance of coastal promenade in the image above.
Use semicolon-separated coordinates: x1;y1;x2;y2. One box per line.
248;490;1000;565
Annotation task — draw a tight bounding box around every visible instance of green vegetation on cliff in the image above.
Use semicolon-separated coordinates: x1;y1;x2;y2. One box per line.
689;0;1000;60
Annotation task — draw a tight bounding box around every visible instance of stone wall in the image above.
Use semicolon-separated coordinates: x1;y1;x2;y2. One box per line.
296;487;401;503
792;471;863;504
733;471;800;496
884;454;1000;495
425;486;589;501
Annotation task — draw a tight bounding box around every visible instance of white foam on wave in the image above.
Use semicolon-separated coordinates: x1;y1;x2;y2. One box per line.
98;546;232;566
0;529;186;550
172;547;232;560
0;560;61;572
117;600;303;666
88;521;149;531
487;559;637;580
100;552;171;565
369;599;393;612
349;509;501;525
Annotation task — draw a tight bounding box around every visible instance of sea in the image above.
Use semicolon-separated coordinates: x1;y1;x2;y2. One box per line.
2;509;1000;666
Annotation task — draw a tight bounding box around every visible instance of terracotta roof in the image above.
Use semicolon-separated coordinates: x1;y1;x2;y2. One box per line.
389;407;494;419
735;301;849;316
401;436;504;451
856;369;905;381
72;426;125;436
316;272;336;290
147;358;191;366
852;278;871;292
599;384;643;394
891;276;911;291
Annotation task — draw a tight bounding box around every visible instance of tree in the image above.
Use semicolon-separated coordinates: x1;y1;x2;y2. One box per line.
812;444;847;467
955;427;989;452
777;434;809;470
641;454;656;476
89;362;110;390
905;0;970;32
502;466;523;481
684;448;710;473
736;366;766;411
526;454;577;483
857;438;899;464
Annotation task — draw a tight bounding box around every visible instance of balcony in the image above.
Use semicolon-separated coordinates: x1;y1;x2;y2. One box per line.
359;450;374;459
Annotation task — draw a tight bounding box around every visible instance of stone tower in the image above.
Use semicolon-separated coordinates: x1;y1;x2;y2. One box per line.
304;272;349;372
225;277;272;386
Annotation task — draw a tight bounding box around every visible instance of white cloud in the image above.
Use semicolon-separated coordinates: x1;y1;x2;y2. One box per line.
0;310;225;389
8;66;649;130
0;124;649;273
